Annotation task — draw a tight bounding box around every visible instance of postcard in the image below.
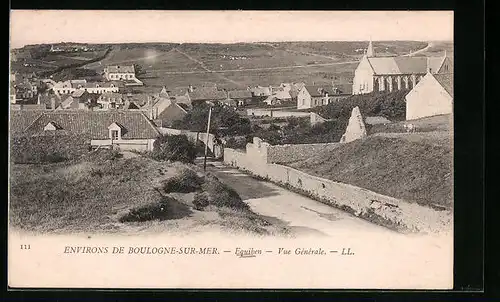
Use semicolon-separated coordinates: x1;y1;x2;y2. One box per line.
8;10;454;289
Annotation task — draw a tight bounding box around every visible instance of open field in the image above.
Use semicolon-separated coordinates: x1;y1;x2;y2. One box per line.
11;40;438;88
9;151;289;236
289;115;453;209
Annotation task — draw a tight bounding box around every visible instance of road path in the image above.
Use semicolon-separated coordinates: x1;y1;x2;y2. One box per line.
402;42;433;57
198;159;396;237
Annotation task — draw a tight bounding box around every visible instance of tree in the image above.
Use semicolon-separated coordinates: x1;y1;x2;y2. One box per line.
151;135;196;163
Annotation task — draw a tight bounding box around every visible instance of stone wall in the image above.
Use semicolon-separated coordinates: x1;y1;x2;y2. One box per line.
267;143;340;164
223;138;450;233
246;108;310;118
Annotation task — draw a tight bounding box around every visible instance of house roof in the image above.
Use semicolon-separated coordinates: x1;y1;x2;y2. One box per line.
228;90;252;99
333;83;353;95
304;86;331;97
99;92;124;100
273;89;292;100
105;65;135;74
367;55;444;75
24;111;160;139
71;90;86;98
433;73;453;97
188;87;227;101
9;110;44;136
176;103;191;111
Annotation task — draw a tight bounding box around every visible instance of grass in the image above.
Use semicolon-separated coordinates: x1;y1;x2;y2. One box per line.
289;133;453;208
9;151;287;236
13;41;432;90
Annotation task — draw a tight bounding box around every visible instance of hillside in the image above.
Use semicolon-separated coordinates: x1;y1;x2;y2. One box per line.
289;116;453;209
12;41;431;92
9;151;289;236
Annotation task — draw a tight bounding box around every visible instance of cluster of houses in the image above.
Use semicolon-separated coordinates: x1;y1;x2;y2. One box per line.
9;40;454;153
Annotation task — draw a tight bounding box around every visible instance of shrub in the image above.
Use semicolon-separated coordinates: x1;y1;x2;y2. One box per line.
151;134;197;163
202;175;249;210
85;149;122;163
119;198;171;222
192;192;210;210
162;168;204;193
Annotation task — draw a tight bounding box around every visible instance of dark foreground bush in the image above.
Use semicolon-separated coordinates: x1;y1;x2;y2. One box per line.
85;149;122;163
162;168;204;193
202;174;249;210
119;196;192;222
193;192;210;210
151;135;197;163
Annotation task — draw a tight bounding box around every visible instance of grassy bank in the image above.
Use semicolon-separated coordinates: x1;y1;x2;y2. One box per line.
9;151;288;236
289;134;452;209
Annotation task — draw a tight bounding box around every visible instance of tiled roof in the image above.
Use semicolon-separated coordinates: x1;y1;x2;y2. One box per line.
188;88;227;101
367;56;444;75
273;89;292;100
367;57;401;75
9;110;44;136
393;57;428;74
228;90;252;99
304;86;331;97
433;73;453;97
105;65;135;74
333;83;353;95
24;111;160;139
99;92;124;100
71;90;86;98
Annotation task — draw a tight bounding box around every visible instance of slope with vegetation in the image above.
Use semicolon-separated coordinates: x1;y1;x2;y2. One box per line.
289;115;453;209
9;145;288;235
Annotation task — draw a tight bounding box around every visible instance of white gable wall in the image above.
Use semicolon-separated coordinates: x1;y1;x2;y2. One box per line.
405;74;453;120
296;88;312;109
352;56;374;95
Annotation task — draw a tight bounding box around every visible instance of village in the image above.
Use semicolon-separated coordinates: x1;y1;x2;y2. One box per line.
9;40;454;236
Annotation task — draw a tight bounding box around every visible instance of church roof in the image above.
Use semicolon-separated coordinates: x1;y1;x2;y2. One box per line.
367;56;437;75
433;73;453;97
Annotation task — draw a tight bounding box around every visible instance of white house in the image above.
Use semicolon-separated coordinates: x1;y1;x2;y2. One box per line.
103;65;143;85
52;80;120;95
352;41;453;95
405;72;453;120
296;86;335;110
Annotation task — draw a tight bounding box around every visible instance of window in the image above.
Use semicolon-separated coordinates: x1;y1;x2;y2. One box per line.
111;130;119;140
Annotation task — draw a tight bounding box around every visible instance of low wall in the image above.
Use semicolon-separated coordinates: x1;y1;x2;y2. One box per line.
223;140;450;233
247;109;310;118
267;143;340;164
91;139;155;152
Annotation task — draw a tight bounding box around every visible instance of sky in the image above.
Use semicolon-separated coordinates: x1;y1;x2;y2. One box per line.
10;10;453;48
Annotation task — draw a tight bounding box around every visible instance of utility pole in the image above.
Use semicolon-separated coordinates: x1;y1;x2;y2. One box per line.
203;105;212;171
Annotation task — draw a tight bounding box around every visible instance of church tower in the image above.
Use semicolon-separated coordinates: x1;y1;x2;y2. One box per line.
366;40;375;57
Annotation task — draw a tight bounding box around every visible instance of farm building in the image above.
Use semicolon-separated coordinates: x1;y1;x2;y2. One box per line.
18;110;160;151
352;41;453;95
296;86;337;109
187;87;227;106
405;72;453;120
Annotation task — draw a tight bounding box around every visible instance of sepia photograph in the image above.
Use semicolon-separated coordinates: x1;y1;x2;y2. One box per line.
8;10;454;289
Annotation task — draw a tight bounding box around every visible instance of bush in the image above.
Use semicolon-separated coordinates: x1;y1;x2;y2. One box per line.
85;149;122;163
192;192;210;210
202;175;249;210
151;134;197;163
119;199;170;222
162;168;204;193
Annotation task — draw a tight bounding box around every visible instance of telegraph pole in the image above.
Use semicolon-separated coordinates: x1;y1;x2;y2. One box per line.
203;105;212;171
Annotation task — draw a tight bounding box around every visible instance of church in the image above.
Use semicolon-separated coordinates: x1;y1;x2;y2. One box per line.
352;41;452;95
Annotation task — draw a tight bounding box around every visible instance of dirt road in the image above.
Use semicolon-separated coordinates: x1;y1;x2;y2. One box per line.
198;159;396;237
